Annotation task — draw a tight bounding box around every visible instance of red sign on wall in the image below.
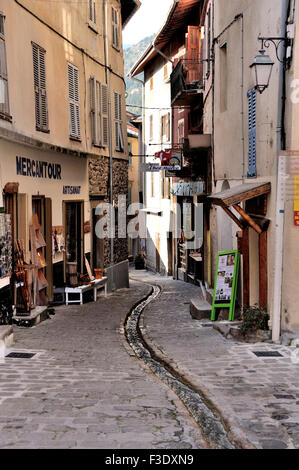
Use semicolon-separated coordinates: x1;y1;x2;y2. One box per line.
294;211;299;227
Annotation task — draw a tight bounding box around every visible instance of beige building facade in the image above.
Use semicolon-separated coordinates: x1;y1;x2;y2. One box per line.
0;0;139;309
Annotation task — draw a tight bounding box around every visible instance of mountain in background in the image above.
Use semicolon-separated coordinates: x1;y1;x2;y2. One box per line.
124;34;155;115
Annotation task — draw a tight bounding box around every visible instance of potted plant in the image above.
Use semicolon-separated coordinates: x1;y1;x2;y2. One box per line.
240;305;270;339
134;253;145;270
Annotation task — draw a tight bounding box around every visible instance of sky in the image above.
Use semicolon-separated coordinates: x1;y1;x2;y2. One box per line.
122;0;174;47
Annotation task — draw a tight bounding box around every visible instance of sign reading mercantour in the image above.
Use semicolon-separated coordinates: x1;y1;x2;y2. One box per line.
16;156;62;180
211;250;240;322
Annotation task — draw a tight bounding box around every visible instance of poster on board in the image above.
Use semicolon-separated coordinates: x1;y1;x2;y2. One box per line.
211;250;240;322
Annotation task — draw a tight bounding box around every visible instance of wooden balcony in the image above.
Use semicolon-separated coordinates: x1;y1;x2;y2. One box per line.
170;60;203;107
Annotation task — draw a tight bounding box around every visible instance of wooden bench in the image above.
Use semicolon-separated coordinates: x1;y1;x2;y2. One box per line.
65;277;108;306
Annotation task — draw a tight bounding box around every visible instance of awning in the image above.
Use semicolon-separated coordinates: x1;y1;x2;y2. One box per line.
207;182;271;207
207;182;271;234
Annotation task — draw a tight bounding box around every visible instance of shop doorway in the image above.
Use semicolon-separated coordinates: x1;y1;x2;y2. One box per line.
92;208;104;269
64;201;84;278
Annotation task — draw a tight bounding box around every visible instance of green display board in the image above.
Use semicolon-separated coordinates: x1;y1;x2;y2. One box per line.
211;250;240;322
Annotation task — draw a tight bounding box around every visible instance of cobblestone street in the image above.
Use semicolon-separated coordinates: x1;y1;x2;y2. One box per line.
1;271;299;449
137;272;299;450
0;280;205;449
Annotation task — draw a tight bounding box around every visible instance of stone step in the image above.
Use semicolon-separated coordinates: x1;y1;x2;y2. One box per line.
13;306;49;327
190;297;212;321
0;325;14;353
206;288;214;305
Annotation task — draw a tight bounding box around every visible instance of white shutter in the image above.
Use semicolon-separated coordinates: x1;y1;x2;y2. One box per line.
101;83;108;146
32;43;48;130
68;63;80;139
112;7;119;49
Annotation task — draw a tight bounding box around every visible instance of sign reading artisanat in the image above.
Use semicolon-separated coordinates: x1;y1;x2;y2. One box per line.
16;156;62;180
63;186;81;195
211;250;240;322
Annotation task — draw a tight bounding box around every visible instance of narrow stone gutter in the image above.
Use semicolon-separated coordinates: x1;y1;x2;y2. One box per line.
123;282;236;450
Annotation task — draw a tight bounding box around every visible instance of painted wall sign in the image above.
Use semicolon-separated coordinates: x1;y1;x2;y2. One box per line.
63;186;81;195
16;156;62;180
211;250;240;322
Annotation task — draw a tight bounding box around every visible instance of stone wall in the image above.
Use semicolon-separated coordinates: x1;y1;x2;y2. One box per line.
88;157;128;268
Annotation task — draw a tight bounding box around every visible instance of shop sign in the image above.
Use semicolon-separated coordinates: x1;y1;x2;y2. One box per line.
63;186;81;195
154;149;182;171
211;250;240;322
16;156;62;180
173;181;205;196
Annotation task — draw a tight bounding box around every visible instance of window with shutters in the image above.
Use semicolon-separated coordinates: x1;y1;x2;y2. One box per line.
0;14;10;120
114;91;124;151
89;0;96;24
247;88;257;178
90;77;108;147
111;6;120;50
32;43;48;132
68;63;81;140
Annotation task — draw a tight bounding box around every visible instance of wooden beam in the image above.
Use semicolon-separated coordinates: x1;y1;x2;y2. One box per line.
242;227;250;307
208;182;271;207
259;231;268;309
222;206;245;229
233;204;263;234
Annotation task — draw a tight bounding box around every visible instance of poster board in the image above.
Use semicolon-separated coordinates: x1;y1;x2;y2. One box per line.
211;250;240;322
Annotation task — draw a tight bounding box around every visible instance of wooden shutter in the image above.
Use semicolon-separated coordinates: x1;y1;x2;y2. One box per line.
90;76;98;144
101;83;108;146
0;15;9;117
247;89;257;178
185;26;200;83
68;63;80;139
32;43;48;130
112;7;119;49
114;92;123;151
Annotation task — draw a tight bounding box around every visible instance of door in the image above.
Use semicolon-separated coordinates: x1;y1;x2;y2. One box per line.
64;201;84;276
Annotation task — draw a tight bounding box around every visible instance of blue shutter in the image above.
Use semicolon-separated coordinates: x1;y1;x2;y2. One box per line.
247;89;257;178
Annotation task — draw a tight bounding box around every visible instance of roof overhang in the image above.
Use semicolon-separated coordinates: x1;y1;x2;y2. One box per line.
129;0;201;77
121;0;141;28
207;182;271;234
207;182;271;208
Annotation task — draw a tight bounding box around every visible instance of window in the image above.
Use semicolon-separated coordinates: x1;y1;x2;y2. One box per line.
206;6;211;78
161;113;170;142
128;141;133;166
0;14;10;119
32;43;48;132
68;63;81;140
114;91;124;151
163;63;168;81
178;118;185;144
220;43;227;112
149;114;153;141
112;6;119;49
90;77;108;147
89;0;96;24
150;75;154;91
247;88;257;178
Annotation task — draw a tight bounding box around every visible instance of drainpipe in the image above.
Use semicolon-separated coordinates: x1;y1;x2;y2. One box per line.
271;0;290;342
103;0;114;290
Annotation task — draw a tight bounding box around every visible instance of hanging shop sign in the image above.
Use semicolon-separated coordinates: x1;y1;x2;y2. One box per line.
294;175;299;226
173;181;205;196
16;156;62;180
211;250;240;322
154;149;182;171
142;163;162;172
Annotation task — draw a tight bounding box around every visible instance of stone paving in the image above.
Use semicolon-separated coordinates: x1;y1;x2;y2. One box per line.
136;271;299;450
0;281;206;449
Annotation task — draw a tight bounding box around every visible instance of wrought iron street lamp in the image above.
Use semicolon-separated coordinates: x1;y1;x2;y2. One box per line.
251;36;288;94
